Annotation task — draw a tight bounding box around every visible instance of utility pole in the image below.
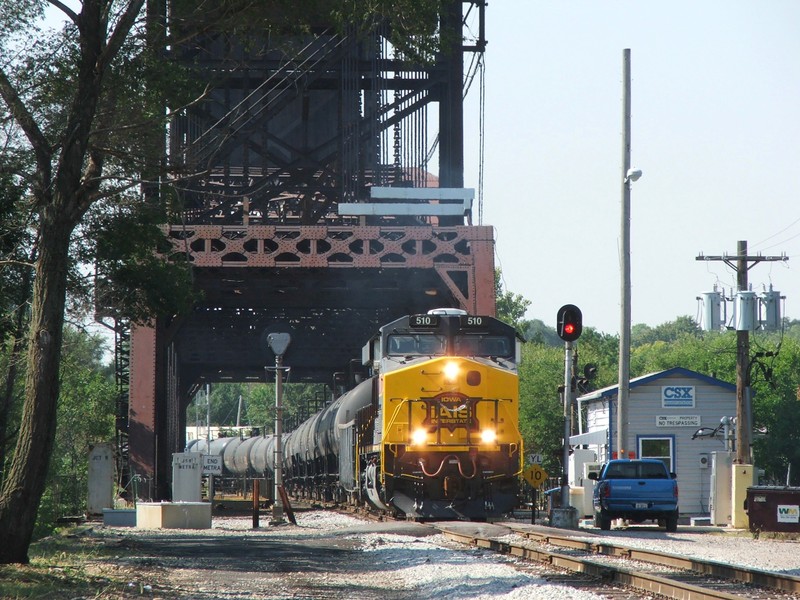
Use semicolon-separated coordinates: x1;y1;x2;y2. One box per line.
696;240;788;464
618;48;632;459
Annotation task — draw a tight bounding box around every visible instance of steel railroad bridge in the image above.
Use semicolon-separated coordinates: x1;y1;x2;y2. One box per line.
116;1;494;499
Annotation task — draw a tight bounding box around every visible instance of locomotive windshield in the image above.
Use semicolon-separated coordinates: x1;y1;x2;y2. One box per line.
454;335;512;357
387;334;447;356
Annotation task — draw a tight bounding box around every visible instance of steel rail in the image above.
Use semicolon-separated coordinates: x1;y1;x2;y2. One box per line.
438;527;794;600
507;527;800;595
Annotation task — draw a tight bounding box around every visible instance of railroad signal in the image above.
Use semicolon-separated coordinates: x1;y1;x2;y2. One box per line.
556;304;583;342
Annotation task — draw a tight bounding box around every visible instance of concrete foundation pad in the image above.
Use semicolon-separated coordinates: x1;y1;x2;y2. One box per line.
136;502;212;529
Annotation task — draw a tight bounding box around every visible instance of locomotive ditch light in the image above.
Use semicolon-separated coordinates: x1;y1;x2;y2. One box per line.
443;361;460;382
411;428;428;445
480;428;497;444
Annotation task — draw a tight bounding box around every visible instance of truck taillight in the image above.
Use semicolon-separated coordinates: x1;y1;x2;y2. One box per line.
601;483;610;498
674;483;679;499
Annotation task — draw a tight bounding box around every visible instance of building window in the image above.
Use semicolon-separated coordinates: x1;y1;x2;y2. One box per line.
638;436;674;472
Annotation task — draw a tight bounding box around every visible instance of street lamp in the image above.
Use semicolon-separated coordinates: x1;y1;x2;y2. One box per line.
618;47;642;460
625;168;642;183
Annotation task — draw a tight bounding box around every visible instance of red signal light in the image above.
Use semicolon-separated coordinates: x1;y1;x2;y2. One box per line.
556;304;583;342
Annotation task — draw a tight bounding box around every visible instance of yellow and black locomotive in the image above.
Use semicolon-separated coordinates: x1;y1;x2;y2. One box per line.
356;309;524;519
194;309;524;520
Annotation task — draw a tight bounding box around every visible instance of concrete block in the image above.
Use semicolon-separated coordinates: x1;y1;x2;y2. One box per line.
136;502;211;529
549;507;579;529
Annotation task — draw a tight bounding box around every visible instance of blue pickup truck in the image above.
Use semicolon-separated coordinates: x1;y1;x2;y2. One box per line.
588;459;679;531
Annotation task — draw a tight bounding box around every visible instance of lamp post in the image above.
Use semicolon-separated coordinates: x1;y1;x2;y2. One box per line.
618;48;642;459
266;332;291;524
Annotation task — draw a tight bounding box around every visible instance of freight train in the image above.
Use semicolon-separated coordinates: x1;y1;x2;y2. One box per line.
187;309;524;520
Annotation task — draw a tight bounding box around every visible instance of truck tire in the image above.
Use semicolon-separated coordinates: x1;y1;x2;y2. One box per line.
595;512;611;531
665;511;678;532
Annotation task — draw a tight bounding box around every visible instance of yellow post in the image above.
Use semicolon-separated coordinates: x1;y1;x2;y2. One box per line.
731;464;755;529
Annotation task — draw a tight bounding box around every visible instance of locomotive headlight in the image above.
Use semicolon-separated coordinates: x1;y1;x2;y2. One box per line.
480;428;497;444
443;361;460;382
411;428;428;446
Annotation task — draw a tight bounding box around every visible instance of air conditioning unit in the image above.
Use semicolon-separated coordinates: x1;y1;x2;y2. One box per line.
583;463;602;478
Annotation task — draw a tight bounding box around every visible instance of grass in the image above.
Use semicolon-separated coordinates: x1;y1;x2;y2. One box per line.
0;526;165;599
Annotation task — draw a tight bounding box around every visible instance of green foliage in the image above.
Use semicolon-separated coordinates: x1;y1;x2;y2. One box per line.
0;152;34;341
631;316;700;346
630;331;737;382
518;342;563;474
783;320;800;342
86;202;198;323
748;335;800;484
573;327;620;390
187;382;331;435
494;269;531;334
34;328;116;538
520;319;559;345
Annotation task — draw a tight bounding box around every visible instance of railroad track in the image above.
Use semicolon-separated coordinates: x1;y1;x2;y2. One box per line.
437;525;800;600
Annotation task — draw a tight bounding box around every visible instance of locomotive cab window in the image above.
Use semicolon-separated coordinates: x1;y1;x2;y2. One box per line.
453;335;512;357
387;334;446;356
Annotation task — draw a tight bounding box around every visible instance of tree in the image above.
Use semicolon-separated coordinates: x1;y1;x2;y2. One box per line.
494;269;531;333
36;327;115;536
631;316;700;347
518;342;563;473
748;335;800;484
0;0;151;563
0;151;35;477
0;0;448;563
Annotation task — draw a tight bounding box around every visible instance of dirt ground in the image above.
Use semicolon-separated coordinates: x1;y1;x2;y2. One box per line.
76;515;442;599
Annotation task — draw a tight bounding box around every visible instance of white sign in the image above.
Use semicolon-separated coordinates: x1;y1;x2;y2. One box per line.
172;452;202;502
777;504;800;523
662;386;695;408
203;454;223;475
656;415;701;427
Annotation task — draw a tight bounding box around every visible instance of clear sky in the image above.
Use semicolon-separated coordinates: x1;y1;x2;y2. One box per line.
462;1;800;334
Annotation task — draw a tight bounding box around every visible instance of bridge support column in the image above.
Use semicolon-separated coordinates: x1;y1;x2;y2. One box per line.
129;323;158;500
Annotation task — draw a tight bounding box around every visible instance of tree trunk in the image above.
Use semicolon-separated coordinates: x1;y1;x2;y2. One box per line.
0;264;34;477
0;215;71;563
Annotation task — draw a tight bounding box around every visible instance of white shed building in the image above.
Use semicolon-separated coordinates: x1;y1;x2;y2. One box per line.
571;367;737;516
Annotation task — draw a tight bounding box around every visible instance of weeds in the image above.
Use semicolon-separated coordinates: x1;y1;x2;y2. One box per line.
0;526;163;599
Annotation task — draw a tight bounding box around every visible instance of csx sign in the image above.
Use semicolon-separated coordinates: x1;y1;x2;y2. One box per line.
662;386;695;408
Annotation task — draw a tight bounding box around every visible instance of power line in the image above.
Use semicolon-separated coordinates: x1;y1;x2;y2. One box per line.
752;215;800;249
